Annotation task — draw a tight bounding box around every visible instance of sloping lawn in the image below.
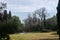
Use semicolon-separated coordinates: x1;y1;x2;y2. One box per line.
10;32;59;40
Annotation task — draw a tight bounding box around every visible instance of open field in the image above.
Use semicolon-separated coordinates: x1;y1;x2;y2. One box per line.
10;32;59;40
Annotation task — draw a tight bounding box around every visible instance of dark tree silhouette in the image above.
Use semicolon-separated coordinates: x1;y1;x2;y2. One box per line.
3;10;8;21
57;0;60;40
0;13;2;21
9;11;11;19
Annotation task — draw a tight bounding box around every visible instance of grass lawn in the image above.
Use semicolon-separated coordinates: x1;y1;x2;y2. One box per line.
10;32;59;40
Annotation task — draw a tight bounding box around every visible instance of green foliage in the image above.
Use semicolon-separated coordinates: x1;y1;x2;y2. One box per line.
0;10;23;34
11;16;22;33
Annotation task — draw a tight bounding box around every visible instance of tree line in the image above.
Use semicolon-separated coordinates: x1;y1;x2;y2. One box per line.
24;8;57;32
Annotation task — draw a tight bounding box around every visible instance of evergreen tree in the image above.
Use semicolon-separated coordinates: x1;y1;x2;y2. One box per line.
9;11;11;19
3;10;7;21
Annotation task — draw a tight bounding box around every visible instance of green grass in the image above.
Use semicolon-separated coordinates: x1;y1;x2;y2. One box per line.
10;32;59;40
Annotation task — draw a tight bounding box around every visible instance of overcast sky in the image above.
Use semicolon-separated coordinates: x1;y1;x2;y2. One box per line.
0;0;58;23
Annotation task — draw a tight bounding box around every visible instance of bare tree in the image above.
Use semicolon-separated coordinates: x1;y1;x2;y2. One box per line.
34;8;47;30
24;14;32;32
0;2;6;12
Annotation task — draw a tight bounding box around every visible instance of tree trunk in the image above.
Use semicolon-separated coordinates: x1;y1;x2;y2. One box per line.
57;0;60;40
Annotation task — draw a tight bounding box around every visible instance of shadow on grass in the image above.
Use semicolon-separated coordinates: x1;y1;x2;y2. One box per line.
39;38;59;40
32;38;59;40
